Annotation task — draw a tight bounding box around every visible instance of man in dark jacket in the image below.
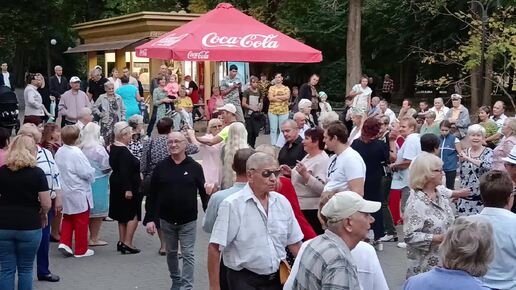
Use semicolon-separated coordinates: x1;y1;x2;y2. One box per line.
294;74;320;123
49;65;69;117
0;63;15;91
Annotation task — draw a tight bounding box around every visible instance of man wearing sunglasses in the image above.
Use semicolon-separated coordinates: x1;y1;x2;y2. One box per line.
208;152;303;290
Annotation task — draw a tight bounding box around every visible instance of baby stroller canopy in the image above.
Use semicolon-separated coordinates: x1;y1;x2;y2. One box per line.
0;85;19;131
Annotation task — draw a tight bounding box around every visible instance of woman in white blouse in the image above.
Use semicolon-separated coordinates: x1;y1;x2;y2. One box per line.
23;73;51;125
348;76;372;113
282;127;329;234
107;68;122;91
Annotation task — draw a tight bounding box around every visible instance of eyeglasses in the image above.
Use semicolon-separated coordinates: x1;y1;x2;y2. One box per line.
251;168;281;178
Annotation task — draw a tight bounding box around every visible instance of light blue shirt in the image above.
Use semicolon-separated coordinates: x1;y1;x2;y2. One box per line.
470;207;516;290
202;182;246;234
404;268;489;290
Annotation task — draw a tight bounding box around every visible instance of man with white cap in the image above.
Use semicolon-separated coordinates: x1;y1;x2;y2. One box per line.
58;77;91;125
195;104;238;146
502;146;516;214
291;191;380;289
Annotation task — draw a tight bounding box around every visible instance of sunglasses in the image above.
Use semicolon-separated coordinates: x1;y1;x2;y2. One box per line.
251;168;281;178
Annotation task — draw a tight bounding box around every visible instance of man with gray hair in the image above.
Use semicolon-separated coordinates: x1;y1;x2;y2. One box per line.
59;77;91;125
291;191;380;289
429;97;449;123
76;107;93;130
278;119;306;168
49;65;69;119
86;68;108;102
208;152;303;290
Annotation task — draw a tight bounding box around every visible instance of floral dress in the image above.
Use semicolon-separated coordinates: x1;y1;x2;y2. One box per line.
128;134;143;160
404;188;455;278
458;147;493;216
101;98;120;145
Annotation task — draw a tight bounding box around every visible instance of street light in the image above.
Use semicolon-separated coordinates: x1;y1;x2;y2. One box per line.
47;39;57;77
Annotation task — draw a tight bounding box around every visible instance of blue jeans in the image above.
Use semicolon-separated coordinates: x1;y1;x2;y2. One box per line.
0;229;42;290
160;219;196;290
268;112;289;145
37;210;53;276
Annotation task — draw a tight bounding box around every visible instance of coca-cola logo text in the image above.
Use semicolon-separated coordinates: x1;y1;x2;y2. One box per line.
152;33;188;47
202;33;279;49
187;51;210;60
137;48;147;57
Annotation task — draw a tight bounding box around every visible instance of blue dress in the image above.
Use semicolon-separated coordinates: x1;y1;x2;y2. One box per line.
116;84;140;119
81;145;110;218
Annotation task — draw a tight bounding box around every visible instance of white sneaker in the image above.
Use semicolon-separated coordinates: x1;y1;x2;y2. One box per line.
379;234;398;242
57;244;73;257
74;249;94;258
397;242;407;248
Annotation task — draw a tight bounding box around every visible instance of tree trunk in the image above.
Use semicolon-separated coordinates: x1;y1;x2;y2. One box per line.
482;58;494;105
345;0;362;93
470;66;481;110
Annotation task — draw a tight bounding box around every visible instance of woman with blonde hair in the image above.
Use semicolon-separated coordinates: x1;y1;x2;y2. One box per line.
348;108;366;145
492;117;516;170
404;152;455;278
404;217;494;290
0;135;51;290
220;122;248;189
80;122;111;247
109;121;142;254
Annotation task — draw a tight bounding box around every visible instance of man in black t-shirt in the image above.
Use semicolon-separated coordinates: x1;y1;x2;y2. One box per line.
86;68;108;102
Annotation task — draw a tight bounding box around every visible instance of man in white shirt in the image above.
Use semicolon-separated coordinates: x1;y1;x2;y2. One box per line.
378;100;396;126
323;121;366;195
429;97;449;123
468;170;516;290
122;67;138;88
0;62;14;90
485;100;508;144
275;112;309;148
208;152;303;290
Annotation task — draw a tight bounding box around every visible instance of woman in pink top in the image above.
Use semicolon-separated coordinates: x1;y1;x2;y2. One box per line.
0;127;9;166
187;118;223;195
492;117;516;170
207;86;224;120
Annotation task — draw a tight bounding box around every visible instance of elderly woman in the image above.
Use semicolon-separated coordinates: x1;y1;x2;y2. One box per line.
282;127;329;235
17;124;62;282
220;122;249;189
55;125;96;258
404;217;494;290
298;99;315;127
24;73;51;125
267;73;291;145
348;109;366;145
187;118;223;195
318;111;340;130
445;94;470;139
0;135;52;290
404;152;455;278
492;117;516;170
79;123;111;247
458;124;493;216
92;81;126;146
352;117;389;244
419;111;440;136
141;117;175;255
109;121;142;254
478;105;499;148
128;114;145;160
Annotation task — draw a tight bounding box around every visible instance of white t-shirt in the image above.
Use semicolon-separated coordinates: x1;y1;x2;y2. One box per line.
284;240;389;290
2;72;11;88
383;108;396;125
429;106;450;123
324;146;366;192
391;133;421;189
351;84;372;112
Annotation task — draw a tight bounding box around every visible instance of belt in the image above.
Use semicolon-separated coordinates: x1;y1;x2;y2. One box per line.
232;268;278;281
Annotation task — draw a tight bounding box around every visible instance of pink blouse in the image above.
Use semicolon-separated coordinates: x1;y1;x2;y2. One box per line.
199;134;222;195
207;95;224;119
492;135;516;171
164;82;179;98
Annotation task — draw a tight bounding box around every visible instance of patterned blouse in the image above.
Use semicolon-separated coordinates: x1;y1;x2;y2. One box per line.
404;188;455;278
458;147;493;216
268;85;290;115
128;134;144;160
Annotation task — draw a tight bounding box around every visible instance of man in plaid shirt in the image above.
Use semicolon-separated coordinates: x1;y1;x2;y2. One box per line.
381;74;394;102
291;191;380;290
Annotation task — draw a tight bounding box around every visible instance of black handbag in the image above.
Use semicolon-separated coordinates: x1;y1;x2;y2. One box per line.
140;139;154;196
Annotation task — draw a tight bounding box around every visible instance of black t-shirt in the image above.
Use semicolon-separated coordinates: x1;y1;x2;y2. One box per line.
0;166;49;230
278;136;307;168
88;77;109;102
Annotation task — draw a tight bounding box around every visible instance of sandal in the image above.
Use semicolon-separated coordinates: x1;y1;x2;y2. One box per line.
89;239;108;247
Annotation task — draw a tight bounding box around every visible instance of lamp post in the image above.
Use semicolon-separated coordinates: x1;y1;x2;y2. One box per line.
46;39;57;77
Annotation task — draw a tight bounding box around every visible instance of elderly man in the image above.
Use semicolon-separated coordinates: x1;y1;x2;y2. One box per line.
368;96;381;117
291;191;380;289
323;121;366;195
58;77;91;125
276;112;310;148
429;97;449;123
378;100;396;125
444;94;470;139
76;107;93;130
86;68;108;102
278;119;307;168
208;152;303;290
145;132;208;290
220;64;244;122
485;100;508;145
468;170;516;290
195;104;238;146
49;65;69;117
381;74;394;102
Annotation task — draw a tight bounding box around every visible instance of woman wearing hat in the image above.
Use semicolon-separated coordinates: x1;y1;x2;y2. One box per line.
444;94;470;139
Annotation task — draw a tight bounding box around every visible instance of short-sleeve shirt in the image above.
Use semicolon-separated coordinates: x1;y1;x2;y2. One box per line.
220;76;242;106
177;96;193;111
324;147;366;192
0;166;49;230
217;124;231;142
391;133;421;189
116;85;139;119
88;77;109;102
268;85;290;115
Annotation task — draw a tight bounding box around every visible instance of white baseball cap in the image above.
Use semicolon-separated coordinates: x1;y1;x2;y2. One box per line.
321;191;381;222
69;76;81;83
216;104;237;115
502;146;516;165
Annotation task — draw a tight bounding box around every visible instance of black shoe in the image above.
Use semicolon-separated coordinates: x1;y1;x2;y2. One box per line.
120;243;141;254
38;274;60;282
117;241;123;252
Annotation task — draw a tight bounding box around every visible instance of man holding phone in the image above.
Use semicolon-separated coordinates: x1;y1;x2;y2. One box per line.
220;64;244;122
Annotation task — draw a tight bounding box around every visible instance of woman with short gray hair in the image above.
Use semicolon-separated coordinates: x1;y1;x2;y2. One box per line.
420;111;440;136
92;81;126;146
403;217;494;290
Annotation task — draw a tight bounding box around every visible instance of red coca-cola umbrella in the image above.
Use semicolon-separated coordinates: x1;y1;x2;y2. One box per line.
135;3;322;63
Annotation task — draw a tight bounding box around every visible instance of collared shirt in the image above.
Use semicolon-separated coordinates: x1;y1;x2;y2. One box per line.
291;230;361;290
429;106;450;123
491;113;507;133
278;136;307;168
55;145;95;215
2;72;11;88
469;207;516;290
276;123;310;148
36;145;61;199
382;79;393;93
210;184;303;275
220;75;242;106
202;182;246;233
391;133;421;189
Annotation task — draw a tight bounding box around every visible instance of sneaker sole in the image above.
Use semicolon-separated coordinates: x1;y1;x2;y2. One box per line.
58;247;73;257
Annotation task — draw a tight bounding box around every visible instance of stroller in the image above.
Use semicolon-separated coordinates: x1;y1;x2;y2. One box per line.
0;86;20;133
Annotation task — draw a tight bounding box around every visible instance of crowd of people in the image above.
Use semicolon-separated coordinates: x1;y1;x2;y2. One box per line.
0;61;515;290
